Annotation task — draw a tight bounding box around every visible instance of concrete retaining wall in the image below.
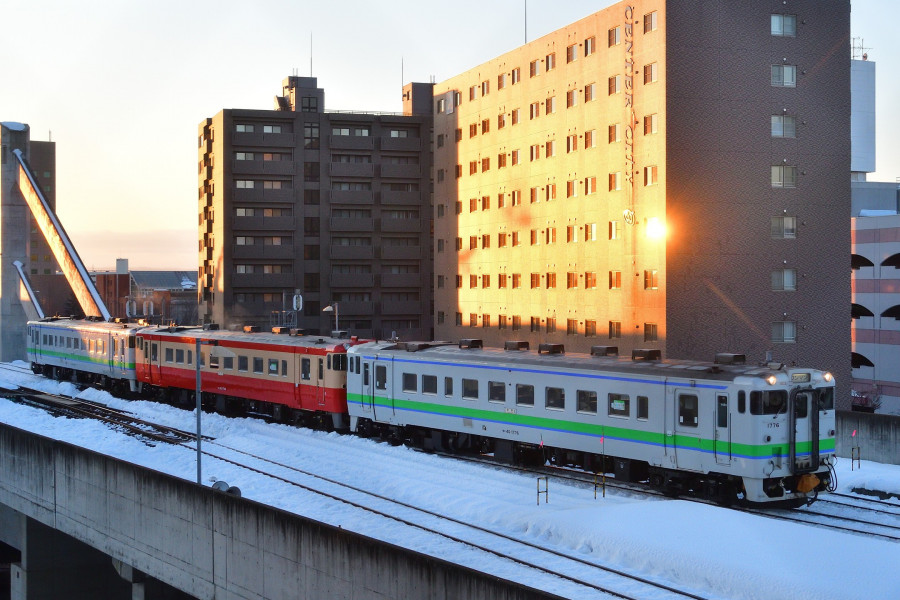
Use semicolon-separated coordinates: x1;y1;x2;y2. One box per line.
0;423;564;600
836;410;900;465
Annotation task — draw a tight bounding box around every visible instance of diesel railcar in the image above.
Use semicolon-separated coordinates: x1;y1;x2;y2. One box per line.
345;340;836;505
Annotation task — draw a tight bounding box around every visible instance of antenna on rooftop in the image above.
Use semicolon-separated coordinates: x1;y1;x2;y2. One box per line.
524;0;528;44
310;33;313;76
401;56;404;87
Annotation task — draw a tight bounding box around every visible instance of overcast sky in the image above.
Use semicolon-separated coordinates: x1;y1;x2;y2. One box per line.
2;0;895;270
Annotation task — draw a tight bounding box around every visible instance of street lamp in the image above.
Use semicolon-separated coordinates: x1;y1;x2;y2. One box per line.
322;302;339;332
195;337;217;485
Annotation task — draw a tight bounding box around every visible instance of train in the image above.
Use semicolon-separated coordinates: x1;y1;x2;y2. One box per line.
25;317;837;506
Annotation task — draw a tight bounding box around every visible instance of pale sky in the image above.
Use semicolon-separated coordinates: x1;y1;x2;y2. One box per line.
2;0;896;270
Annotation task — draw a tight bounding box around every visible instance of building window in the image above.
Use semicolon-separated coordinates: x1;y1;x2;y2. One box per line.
566;134;577;153
771;216;797;238
585;272;596;288
566;272;578;289
644;10;658;33
529;144;540;161
566;180;577;198
498;272;507;286
546;318;556;333
236;152;254;161
644;165;658;186
643;62;658;84
235;124;254;133
608;124;620;143
262;125;282;134
567;319;578;335
530;317;541;332
481;80;489;96
609;271;621;289
771;165;798;188
584;83;596;102
644;269;659;290
512;150;520;165
771;14;797;37
609;220;622;240
545;140;555;157
566;44;577;63
609;26;621;47
772;321;797;343
546;272;557;288
644;114;658;135
512;273;521;288
609;172;621;191
530;273;541;288
584;223;597;241
771;115;797;138
771;65;797;87
644;323;658;342
772;268;797;291
546;53;556;70
512;67;520;84
512;190;521;205
566;89;577;108
545;183;556;201
511;108;520;125
545;96;556;114
436;98;446;113
609;321;621;339
585;129;596;148
235;180;255;189
512;316;522;331
498;73;507;89
585;177;596;195
584;36;595;56
530;187;539;203
469;85;477;101
530;59;540;77
498;152;507;168
498;113;506;129
608;75;621;95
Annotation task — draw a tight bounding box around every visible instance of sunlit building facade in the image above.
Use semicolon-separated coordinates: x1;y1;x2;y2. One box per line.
432;0;851;406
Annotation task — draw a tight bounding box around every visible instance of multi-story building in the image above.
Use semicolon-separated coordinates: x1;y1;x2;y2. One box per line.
198;76;433;339
432;0;851;407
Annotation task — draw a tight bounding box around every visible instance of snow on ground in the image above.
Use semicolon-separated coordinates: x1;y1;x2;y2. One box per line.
1;362;898;600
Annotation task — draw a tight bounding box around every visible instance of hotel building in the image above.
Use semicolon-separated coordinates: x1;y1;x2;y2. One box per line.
431;0;851;406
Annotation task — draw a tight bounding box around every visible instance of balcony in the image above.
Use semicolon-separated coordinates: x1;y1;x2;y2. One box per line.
381;300;422;315
233;188;295;203
232;131;295;147
380;163;421;179
330;245;374;260
381;245;421;260
330;217;375;232
381;218;424;233
330;273;374;288
329;135;374;151
380;137;421;152
334;300;375;315
233;216;296;231
380;190;422;205
329;162;374;178
380;273;421;288
232;245;294;260
232;160;295;176
330;190;374;205
230;273;295;288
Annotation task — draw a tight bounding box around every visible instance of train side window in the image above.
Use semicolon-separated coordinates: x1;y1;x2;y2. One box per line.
239;356;249;372
175;349;184;364
717;395;728;428
678;394;699;427
209;355;220;369
281;360;287;376
253;358;264;374
489;381;506;403
516;384;534;406
151;343;158;361
738;391;746;413
136;337;143;350
164;347;173;362
546;387;565;410
354;356;361;373
268;358;278;375
608;393;630;417
187;350;193;365
422;375;437;394
444;376;453;396
224;356;234;370
66;338;72;349
301;358;310;380
332;354;347;371
462;378;479;400
318;359;324;379
363;363;370;386
402;373;417;392
375;365;387;390
577;390;597;414
98;340;104;354
637;396;649;420
129;336;136;349
818;388;834;411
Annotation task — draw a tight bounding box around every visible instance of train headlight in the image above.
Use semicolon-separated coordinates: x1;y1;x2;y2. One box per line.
822;372;833;383
765;374;777;385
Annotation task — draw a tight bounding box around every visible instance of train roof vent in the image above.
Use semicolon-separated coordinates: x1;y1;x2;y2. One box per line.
714;353;746;365
632;348;662;361
402;341;433;352
538;343;565;355
591;345;619;357
289;328;305;336
458;338;483;349
272;326;290;334
504;340;530;351
243;325;260;333
203;323;220;331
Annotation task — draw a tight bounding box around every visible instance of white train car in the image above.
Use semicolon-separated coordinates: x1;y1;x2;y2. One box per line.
26;317;141;394
346;340;836;505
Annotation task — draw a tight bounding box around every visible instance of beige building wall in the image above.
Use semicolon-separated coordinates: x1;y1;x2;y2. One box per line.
433;0;666;355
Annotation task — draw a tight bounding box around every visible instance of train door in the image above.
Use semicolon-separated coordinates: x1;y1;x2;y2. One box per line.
373;356;394;420
358;357;375;416
674;389;702;468
147;339;161;385
789;389;818;474
714;393;731;465
316;357;326;407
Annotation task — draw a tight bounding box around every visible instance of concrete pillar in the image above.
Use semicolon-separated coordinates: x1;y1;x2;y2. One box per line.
0;122;30;362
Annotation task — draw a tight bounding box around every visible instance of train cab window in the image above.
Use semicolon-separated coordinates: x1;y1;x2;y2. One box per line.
164;347;173;362
301;358;311;380
749;390;787;415
282;360;288;376
637;396;649;420
546;387;565;410
128;336;136;349
489;381;506;403
516;384;534;406
253;357;264;374
577;390;597;414
137;337;143;350
175;349;185;364
268;358;278;375
738;391;746;413
678;394;699;427
353;356;361;373
422;375;437;394
402;373;417;392
332;354;347;371
67;338;73;349
794;393;809;419
223;356;234;370
462;378;479;400
239;356;249;372
818;388;834;411
444;376;453;396
608;393;630;417
375;365;387;390
98;340;104;353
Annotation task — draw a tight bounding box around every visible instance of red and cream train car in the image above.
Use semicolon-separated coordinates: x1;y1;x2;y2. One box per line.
135;325;354;429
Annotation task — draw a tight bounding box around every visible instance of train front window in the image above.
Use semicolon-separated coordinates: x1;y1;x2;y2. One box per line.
795;392;809;418
749;390;787;415
817;388;834;411
331;354;347;371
